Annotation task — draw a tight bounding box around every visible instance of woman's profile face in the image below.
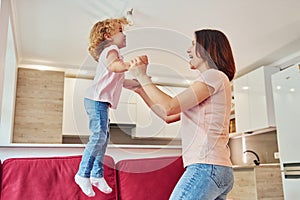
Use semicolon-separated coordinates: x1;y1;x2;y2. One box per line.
187;40;204;70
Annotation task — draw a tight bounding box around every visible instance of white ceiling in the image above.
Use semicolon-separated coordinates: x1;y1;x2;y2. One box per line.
10;0;300;80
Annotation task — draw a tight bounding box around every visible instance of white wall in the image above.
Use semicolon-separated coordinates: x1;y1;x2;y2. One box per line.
0;0;10;123
0;0;17;146
0;17;17;145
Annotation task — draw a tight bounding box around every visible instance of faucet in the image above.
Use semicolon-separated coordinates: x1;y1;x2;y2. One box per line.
243;150;260;166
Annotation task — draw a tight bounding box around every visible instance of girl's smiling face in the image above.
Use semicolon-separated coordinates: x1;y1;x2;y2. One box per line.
110;23;127;49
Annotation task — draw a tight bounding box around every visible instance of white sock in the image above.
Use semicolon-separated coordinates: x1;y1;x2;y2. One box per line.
74;174;95;197
90;177;112;194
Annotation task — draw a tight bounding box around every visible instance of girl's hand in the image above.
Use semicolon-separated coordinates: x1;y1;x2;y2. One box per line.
129;56;148;77
129;55;152;86
139;55;148;65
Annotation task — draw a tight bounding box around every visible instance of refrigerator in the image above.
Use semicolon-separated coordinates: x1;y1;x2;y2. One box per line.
272;63;300;200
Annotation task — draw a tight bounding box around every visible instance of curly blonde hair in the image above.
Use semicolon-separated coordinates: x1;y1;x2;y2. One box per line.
88;17;129;62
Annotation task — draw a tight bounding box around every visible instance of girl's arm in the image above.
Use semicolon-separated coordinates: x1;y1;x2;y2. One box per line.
106;49;130;72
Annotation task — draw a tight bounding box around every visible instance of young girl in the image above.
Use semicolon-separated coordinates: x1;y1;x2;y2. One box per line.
75;17;140;197
128;29;236;200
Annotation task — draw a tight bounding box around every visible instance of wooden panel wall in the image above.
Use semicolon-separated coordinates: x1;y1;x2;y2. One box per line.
13;68;64;143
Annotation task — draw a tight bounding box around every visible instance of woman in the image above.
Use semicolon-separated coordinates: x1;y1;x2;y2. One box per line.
127;29;236;200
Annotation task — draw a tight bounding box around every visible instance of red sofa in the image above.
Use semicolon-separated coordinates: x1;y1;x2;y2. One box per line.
0;155;184;200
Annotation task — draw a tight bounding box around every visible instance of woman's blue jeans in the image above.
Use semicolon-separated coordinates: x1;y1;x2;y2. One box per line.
77;98;110;178
169;163;234;200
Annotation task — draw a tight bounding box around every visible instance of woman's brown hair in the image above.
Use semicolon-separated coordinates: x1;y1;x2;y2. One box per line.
195;29;236;81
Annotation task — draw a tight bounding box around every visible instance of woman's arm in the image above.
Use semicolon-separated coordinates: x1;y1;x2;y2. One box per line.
134;86;181;123
165;113;181;124
129;57;213;121
106;49;130;72
123;79;140;90
124;77;211;123
141;81;212;119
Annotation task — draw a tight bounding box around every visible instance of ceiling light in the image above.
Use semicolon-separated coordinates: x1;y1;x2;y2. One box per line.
126;8;134;25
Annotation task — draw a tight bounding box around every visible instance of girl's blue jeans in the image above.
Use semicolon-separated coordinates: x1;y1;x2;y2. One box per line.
169;163;234;200
77;98;110;178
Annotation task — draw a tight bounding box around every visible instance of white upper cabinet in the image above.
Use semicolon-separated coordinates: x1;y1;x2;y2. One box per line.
233;66;279;133
109;88;137;125
62;78;137;135
134;86;185;138
63;78;91;135
63;78;184;139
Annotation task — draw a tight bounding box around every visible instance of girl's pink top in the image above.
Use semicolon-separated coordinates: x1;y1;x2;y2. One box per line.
85;45;124;109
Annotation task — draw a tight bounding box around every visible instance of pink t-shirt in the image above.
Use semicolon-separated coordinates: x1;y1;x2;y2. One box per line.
85;45;125;109
180;69;232;168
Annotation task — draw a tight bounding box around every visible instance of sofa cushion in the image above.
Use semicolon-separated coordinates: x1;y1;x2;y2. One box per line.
0;155;116;200
116;156;184;200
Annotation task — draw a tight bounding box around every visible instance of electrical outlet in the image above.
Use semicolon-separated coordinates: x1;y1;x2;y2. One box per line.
274;152;280;159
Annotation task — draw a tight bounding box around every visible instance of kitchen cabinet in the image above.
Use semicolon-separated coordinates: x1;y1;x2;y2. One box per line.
62;78;184;141
233;66;279;133
63;77;90;135
228;164;283;200
62;78;137;136
109;88;137;124
134;86;185;138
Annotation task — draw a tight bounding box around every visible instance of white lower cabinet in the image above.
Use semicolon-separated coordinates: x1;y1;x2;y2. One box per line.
228;165;283;200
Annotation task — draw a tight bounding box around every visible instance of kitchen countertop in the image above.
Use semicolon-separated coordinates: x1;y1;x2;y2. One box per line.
232;163;280;169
